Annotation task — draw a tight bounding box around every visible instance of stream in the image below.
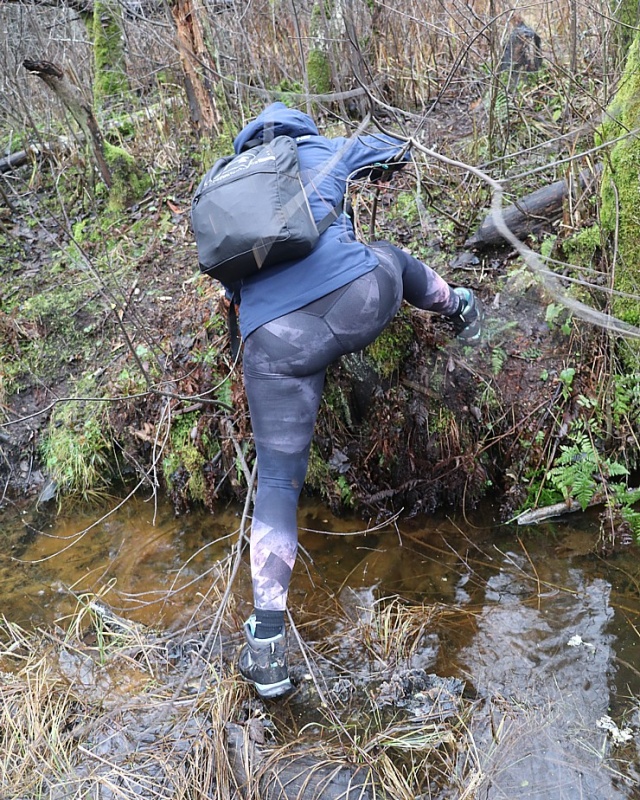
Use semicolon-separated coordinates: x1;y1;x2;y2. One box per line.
1;493;640;798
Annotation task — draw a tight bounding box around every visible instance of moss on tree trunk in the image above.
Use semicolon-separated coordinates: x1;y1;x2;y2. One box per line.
307;0;337;97
92;0;129;109
598;29;640;326
615;0;640;53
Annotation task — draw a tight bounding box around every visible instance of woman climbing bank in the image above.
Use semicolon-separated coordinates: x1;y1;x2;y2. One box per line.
200;103;482;698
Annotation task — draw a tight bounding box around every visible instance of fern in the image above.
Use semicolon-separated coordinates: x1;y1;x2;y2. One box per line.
491;347;507;375
547;435;629;512
611;484;640;542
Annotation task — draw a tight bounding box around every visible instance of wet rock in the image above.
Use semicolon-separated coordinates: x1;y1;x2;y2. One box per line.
329;676;356;705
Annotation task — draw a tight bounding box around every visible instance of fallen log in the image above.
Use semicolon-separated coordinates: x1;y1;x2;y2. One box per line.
515;499;583;525
465;166;601;249
0;98;179;176
515;484;640;525
0;147;38;174
225;722;380;800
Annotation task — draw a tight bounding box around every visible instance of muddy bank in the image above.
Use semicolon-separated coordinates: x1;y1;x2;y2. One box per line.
0;178;594;524
1;137;636;546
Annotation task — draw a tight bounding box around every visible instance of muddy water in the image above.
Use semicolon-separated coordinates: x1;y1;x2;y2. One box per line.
2;494;640;798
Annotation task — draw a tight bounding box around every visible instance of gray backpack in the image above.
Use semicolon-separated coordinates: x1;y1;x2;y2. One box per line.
191;135;341;285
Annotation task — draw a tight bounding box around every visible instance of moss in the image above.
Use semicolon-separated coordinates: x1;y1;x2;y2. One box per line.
597;31;640;327
10;249;105;386
429;406;456;436
614;0;640;53
103;142;151;211
323;383;353;428
41;390;115;503
562;224;602;266
365;312;414;378
193;133;234;174
395;192;420;225
92;1;129;107
307;49;332;96
306;442;332;497
163;412;220;503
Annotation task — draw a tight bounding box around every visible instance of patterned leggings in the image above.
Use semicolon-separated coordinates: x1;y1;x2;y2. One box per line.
242;241;459;611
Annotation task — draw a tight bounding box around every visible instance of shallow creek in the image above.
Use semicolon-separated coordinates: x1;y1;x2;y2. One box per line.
2;494;640;798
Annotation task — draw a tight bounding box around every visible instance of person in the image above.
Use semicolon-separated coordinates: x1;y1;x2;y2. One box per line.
218;102;482;699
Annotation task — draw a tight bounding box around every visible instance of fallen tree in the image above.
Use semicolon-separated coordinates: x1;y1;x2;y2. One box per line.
465;166;601;249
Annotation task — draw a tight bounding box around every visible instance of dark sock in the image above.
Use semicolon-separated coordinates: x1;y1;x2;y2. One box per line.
253;608;285;639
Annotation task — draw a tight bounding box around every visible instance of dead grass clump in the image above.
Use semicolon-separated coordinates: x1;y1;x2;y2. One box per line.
0;605;248;800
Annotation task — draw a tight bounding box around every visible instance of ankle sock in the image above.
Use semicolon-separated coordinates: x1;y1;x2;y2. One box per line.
253;608;285;639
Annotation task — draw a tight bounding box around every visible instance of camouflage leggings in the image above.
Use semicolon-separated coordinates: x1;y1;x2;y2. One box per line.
242;241;459;611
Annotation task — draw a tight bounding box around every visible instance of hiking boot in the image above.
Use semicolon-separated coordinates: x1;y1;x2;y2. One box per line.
448;287;483;344
238;615;292;699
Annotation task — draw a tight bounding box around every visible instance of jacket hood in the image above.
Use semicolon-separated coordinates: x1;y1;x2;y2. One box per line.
233;102;319;153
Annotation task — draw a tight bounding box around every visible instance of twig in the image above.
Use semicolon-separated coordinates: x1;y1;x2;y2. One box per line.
144;459;257;727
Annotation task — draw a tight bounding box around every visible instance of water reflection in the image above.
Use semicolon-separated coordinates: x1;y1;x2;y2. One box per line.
1;495;639;798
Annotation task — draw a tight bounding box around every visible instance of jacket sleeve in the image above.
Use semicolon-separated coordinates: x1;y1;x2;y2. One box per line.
336;132;410;179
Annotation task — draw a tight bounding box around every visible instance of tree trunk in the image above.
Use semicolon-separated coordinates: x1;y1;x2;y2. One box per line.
614;0;640;55
92;0;130;109
22;59;150;209
598;28;640;328
22;59;112;187
169;0;222;135
307;0;353;114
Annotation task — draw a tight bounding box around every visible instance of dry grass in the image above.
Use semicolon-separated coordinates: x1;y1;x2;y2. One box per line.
7;570;631;799
0;599;245;800
0;588;481;800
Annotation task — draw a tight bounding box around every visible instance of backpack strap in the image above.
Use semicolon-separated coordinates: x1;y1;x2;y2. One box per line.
316;200;343;234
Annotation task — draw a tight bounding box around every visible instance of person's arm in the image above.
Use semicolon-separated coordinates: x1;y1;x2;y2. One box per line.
338;132;411;181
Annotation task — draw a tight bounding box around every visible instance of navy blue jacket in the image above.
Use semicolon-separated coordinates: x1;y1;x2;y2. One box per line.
227;103;409;339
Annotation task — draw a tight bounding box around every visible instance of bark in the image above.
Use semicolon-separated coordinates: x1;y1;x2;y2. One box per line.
168;0;222;134
465;167;600;249
22;59;112;187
